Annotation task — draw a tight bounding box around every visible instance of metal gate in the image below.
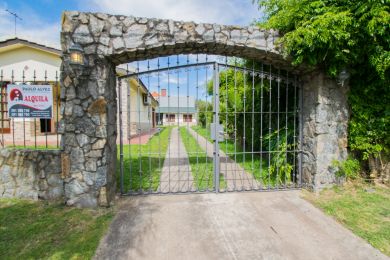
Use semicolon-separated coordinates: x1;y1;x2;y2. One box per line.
117;55;302;195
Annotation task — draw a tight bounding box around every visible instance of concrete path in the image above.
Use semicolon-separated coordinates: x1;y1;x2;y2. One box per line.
159;127;194;192
187;127;259;191
128;128;159;145
94;191;387;260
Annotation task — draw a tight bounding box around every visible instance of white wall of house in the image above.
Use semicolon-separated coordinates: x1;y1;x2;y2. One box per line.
0;44;61;146
161;113;197;126
0;46;60;81
116;78;157;143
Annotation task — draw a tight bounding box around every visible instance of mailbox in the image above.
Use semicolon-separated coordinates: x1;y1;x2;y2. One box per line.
210;123;224;142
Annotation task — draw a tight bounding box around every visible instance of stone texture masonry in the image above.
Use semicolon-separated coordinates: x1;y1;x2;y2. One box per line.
55;11;348;207
0;149;63;200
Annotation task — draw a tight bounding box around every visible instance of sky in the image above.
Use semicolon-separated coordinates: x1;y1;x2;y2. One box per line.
0;0;262;49
0;0;263;99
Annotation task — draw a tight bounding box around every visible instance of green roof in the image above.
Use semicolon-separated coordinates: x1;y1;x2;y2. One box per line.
157;107;197;113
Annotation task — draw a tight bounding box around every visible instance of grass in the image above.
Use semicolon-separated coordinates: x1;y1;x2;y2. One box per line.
117;127;172;193
179;127;226;190
0;199;114;260
191;126;295;188
303;182;390;256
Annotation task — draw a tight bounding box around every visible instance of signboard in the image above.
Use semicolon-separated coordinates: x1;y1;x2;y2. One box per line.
7;84;53;119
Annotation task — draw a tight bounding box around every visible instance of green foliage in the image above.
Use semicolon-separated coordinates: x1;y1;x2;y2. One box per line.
117;127;172;192
256;0;390;160
196;100;213;128
217;65;298;152
264;129;294;185
332;157;361;180
179;127;227;190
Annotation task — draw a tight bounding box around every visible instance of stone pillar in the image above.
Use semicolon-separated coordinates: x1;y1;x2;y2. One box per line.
301;71;349;190
60;17;117;207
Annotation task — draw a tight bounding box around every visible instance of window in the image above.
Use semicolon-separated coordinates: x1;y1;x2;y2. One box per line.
40;119;52;133
0;82;10;134
168;114;175;122
183;114;192;122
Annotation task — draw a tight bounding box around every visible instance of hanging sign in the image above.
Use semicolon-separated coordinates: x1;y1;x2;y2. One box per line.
7;84;53;118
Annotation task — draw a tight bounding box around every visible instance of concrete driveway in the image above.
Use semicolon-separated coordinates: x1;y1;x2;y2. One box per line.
94;191;388;260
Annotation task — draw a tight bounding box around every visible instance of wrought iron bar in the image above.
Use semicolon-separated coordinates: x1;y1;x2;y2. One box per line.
0;70;4;147
147;60;152;192
299;80;303;187
268;65;272;189
177;55;180;193
136;61;142;192
22;70;26;148
11;70;15;148
213;62;220;193
293;75;297;186
260;63;264;188
118;78;124;194
285;72;289;187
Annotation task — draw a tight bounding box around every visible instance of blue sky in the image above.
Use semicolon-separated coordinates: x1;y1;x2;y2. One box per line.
0;0;262;99
0;0;262;48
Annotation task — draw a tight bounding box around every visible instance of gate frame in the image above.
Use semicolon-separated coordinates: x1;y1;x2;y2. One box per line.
117;61;303;194
60;12;349;207
212;62;220;193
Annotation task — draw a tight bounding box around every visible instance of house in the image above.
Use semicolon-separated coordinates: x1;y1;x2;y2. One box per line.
116;68;159;140
0;38;61;146
0;37;157;146
154;89;197;126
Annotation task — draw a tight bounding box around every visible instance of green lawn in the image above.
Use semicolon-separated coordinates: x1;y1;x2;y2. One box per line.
304;183;390;256
0;199;114;260
191;126;295;188
117;127;172;193
179;127;226;191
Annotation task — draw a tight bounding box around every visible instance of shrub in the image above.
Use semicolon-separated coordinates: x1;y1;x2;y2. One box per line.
332;157;361;180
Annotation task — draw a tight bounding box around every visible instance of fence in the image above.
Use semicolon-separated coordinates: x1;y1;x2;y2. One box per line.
0;69;61;150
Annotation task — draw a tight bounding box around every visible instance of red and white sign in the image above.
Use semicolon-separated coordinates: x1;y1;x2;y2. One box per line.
7;84;53;118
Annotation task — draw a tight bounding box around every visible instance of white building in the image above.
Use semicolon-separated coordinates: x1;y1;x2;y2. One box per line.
0;37;158;146
155;89;197;126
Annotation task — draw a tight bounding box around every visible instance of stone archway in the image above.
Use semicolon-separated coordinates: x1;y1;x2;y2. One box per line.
60;11;348;207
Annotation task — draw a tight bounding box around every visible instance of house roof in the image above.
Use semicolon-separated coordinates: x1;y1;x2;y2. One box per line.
0;38;158;104
158;96;196;113
0;37;61;56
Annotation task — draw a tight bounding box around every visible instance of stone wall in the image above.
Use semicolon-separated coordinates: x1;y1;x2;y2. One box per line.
0;149;63;200
301;71;349;190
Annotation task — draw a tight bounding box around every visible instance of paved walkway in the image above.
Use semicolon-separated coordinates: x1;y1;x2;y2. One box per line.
94;191;387;260
128;128;159;145
187;127;259;191
159;127;194;192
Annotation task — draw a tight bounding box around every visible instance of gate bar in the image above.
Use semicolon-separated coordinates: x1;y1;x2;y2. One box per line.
119;62;296;84
118;78;124;194
118;61;216;79
213;62;220;192
298;81;303;187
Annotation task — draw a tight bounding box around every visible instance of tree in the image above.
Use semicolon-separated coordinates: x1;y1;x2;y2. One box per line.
255;0;390;170
196;100;213;128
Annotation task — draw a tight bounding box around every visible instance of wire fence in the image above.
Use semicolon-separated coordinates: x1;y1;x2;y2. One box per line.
0;69;61;150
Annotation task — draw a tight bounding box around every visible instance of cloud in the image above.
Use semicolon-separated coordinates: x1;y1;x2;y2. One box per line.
0;3;60;49
81;0;261;26
0;0;263;51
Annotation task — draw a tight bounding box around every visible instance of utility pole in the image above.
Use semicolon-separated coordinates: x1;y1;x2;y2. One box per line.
5;9;22;37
